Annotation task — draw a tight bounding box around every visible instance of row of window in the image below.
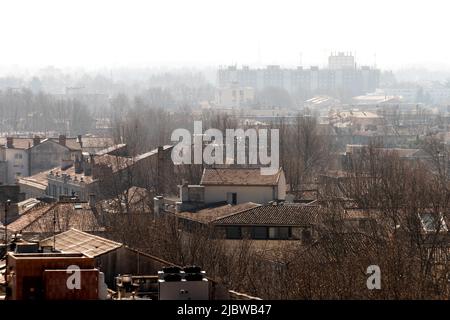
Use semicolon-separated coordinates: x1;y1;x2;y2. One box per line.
225;226;294;240
48;184;79;198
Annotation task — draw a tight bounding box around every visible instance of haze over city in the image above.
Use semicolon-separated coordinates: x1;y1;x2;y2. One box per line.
1;0;450;71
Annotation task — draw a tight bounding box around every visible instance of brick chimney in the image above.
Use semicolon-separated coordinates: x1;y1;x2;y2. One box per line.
74;155;83;174
84;154;93;176
157;146;164;194
88;193;96;208
6;137;13;148
33;135;41;146
77;134;83;148
58;134;66;146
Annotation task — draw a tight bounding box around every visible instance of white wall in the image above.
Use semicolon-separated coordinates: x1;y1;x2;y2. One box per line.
18;182;46;199
204;185;276;205
5;149;29;184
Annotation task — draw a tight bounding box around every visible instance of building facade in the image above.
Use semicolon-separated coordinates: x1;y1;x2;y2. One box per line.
217;54;380;100
0;136;82;185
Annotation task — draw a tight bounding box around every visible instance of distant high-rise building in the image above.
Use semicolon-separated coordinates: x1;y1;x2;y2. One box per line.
328;52;356;70
217;53;380;101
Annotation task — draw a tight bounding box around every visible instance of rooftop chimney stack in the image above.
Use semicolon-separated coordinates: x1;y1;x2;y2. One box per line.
33;135;41;146
59;134;66;146
157;146;164;194
74;156;83;174
6;137;13;148
83;154;93;176
89;193;96;208
77;134;83;148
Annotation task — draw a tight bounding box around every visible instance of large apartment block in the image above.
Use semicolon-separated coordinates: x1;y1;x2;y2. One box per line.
217;53;380;99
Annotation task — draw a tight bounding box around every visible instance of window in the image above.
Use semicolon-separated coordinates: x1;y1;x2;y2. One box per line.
252;227;267;240
226;226;242;239
227;192;237;205
64;187;68;195
268;227;277;239
278;227;290;239
14;153;22;159
52;185;57;197
268;227;290;240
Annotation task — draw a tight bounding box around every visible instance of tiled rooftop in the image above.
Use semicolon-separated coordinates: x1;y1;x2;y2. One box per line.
213;204;321;226
0;137;81;151
40;228;122;258
177;202;261;223
200;167;282;186
6;202;102;234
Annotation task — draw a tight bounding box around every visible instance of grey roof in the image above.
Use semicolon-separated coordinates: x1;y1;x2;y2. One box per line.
213;204;321;226
40;228;122;258
95;143;127;156
133;145;173;161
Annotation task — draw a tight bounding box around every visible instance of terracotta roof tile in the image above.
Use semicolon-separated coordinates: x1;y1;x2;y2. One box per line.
200;167;282;186
7;202;101;234
40;228;121;258
177;202;261;223
213;204;321;226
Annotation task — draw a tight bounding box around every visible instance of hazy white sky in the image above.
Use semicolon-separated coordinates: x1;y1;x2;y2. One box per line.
0;0;449;70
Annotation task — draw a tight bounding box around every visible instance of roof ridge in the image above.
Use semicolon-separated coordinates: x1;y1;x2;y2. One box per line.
8;202;58;232
65;228;123;247
212;202;262;223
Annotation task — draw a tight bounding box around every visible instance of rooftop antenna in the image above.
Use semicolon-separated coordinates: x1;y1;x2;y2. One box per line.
257;40;262;67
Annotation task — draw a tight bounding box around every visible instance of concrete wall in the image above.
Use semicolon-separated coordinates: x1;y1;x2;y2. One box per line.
4;148;29;184
18;182;47;200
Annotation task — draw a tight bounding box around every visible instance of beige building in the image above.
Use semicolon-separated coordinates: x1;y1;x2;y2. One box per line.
215;85;255;108
171;167;287;213
200;167;286;205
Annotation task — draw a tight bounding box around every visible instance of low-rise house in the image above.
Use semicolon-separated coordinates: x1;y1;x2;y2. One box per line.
6;198;103;240
46;163;96;201
176;202;321;243
17;168;53;199
212;203;320;242
50;144;174;200
200;167;286;205
20;145;174;202
0;135;82;185
175;167;287;210
39;228;168;288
